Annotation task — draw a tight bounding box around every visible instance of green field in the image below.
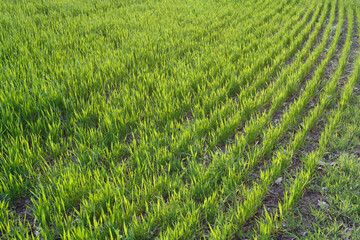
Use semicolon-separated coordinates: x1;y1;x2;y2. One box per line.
1;0;360;239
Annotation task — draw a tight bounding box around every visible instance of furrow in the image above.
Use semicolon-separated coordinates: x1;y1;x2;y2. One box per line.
253;2;358;238
204;0;344;238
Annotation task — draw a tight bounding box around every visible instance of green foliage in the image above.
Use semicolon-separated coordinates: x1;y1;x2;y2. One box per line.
1;0;360;238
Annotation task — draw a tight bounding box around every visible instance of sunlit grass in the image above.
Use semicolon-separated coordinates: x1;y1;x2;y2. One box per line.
1;0;360;239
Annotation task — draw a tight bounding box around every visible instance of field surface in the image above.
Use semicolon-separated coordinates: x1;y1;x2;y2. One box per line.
1;0;360;239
